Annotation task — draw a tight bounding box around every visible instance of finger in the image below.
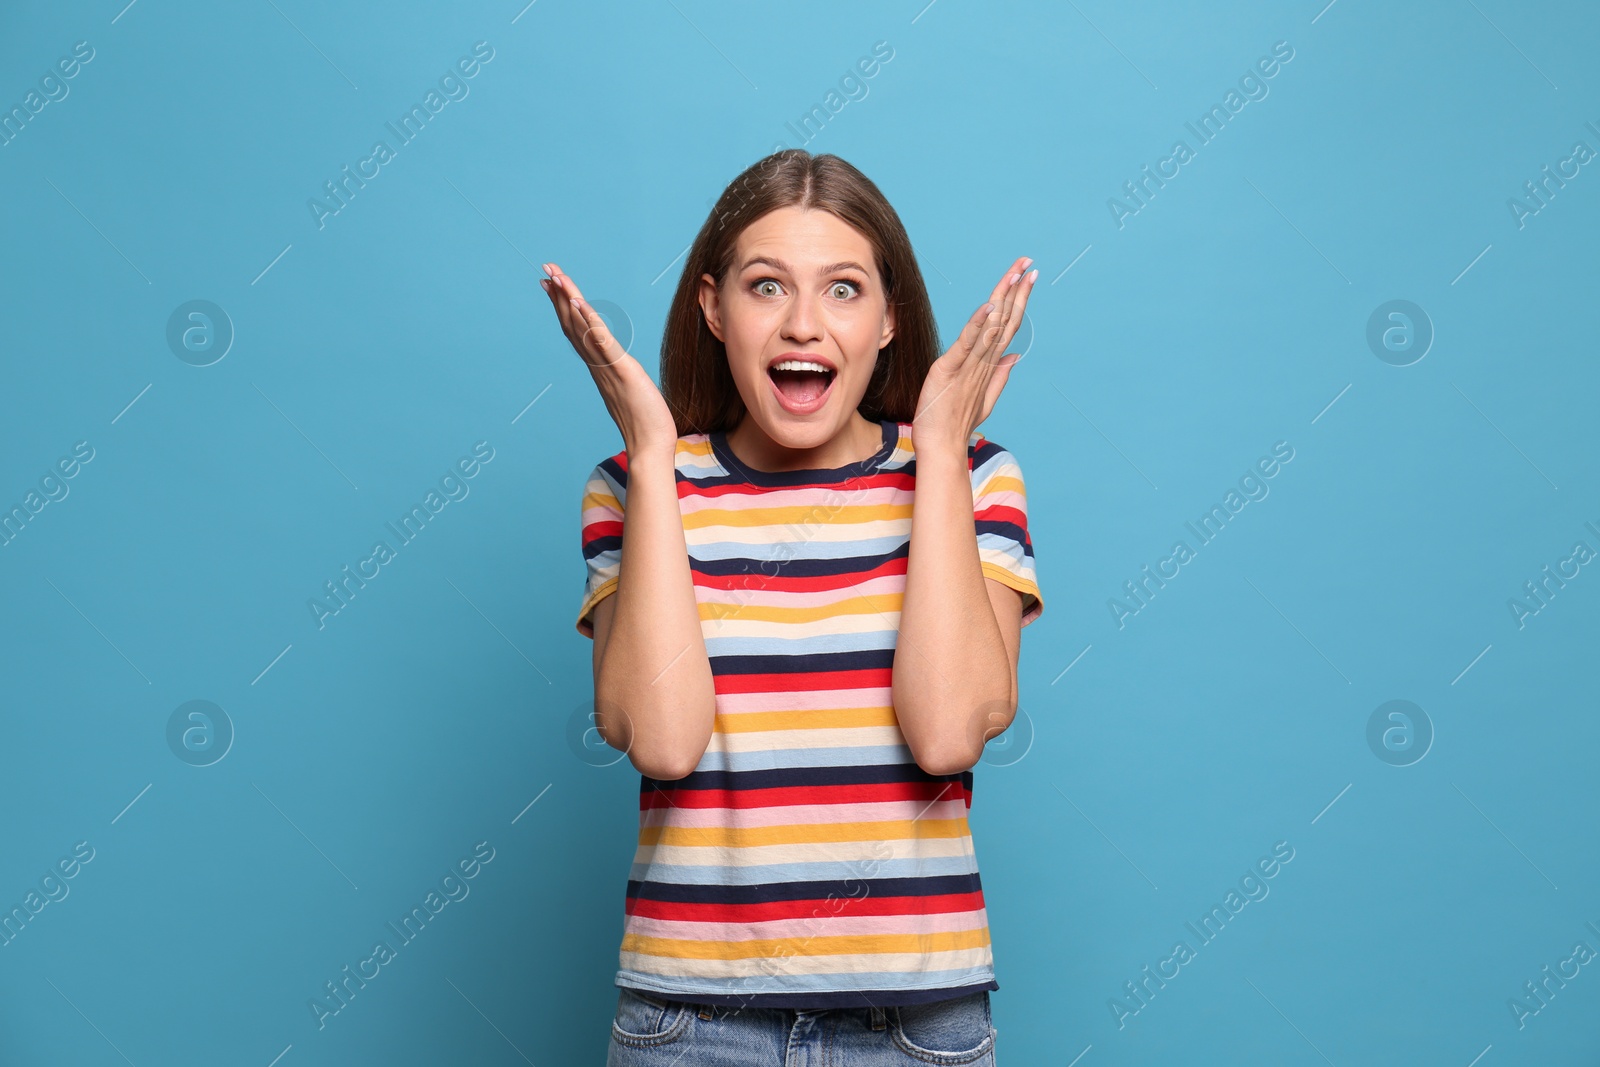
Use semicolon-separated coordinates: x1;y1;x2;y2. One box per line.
981;353;1020;414
973;262;1027;362
540;269;581;339
979;265;1036;364
947;299;997;371
981;257;1030;311
568;295;629;369
547;266;625;368
989;260;1035;349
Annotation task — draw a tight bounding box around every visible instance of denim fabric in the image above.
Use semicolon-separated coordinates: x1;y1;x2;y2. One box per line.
606;985;998;1065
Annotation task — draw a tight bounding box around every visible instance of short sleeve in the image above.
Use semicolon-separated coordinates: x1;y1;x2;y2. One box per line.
576;456;628;638
970;437;1043;627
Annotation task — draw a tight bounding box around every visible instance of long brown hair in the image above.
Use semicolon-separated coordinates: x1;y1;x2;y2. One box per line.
658;150;940;436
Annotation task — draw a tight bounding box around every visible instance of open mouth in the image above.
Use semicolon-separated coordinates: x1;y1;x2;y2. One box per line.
768;359;836;413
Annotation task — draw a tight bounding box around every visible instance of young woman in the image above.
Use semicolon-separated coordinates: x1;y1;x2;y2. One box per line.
543;149;1042;1065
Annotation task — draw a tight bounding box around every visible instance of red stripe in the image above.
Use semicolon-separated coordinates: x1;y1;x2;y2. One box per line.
713;666;892;695
974;503;1026;527
685;469;916;500
626;891;987;922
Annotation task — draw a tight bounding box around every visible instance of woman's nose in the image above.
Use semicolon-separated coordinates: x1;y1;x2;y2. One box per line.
781;290;823;342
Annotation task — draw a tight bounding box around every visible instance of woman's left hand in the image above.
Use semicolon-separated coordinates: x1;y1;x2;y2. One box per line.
911;256;1038;454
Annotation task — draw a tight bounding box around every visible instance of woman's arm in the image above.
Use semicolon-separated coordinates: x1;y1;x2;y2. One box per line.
894;258;1038;775
590;449;717;781
892;442;1020;776
541;261;716;782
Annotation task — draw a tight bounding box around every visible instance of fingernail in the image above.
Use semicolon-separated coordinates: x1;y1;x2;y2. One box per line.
1008;273;1020;285
570;297;581;309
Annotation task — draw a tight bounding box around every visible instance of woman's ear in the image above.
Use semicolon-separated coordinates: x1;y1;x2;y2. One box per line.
698;273;724;342
879;300;896;350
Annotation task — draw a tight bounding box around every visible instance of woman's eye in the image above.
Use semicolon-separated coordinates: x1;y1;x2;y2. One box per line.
750;278;860;298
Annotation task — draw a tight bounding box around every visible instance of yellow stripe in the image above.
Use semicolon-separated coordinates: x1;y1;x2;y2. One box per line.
715;706;897;733
677;437;716;459
975;472;1025;498
684;502;911;530
639;817;969;849
622;927;990;961
699;593;901;625
979;563;1040;606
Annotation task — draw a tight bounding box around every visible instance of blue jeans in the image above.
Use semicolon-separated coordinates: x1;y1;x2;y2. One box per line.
605;986;998;1065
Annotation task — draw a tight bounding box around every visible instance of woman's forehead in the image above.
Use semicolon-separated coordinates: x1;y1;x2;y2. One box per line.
735;208;876;269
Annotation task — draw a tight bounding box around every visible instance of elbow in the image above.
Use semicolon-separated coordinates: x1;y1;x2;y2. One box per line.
908;694;1015;777
913;744;982;777
598;719;703;780
629;744;703;781
598;698;709;781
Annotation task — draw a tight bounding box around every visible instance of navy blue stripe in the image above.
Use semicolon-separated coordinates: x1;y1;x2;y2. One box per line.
627;873;983;905
633;978;997;1010
691;541;908;579
703;646;895;676
644;762;970;793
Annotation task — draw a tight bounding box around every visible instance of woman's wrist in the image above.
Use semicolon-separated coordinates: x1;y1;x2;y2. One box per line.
623;439;679;475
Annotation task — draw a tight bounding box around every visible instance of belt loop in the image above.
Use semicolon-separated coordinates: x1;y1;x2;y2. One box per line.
870;1005;886;1031
697;1005;714;1020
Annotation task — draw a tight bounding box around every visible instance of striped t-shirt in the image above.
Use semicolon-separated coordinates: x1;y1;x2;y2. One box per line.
576;416;1043;1009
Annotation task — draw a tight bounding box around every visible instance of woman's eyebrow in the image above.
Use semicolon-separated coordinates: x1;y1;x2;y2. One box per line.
741;256;869;276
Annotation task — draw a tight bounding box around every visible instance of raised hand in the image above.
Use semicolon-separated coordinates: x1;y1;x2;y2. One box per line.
911;256;1037;453
540;261;679;459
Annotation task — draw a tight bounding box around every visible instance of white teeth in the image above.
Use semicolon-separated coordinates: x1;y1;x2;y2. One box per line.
771;359;832;374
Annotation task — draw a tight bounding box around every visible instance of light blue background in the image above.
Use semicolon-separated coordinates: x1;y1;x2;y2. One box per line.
2;1;1597;1064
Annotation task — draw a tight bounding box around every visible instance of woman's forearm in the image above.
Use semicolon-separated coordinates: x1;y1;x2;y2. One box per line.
594;450;716;780
892;442;1014;775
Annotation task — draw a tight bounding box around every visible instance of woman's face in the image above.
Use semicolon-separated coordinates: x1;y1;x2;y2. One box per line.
698;206;895;454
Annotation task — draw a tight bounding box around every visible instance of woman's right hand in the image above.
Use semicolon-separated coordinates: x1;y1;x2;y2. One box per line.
540;261;679;459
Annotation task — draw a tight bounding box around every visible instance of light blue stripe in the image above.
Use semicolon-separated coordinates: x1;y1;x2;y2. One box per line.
692;743;913;773
631;855;979;884
691;532;907;563
617;967;997;999
703;630;898;657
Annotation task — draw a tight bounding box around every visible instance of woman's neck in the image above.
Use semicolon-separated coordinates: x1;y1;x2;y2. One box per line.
722;412;882;474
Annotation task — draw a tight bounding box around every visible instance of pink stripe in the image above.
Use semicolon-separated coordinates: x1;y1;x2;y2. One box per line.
712;687;891;714
641;798;972;830
678;483;908;516
625;908;990;943
694;572;905;610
